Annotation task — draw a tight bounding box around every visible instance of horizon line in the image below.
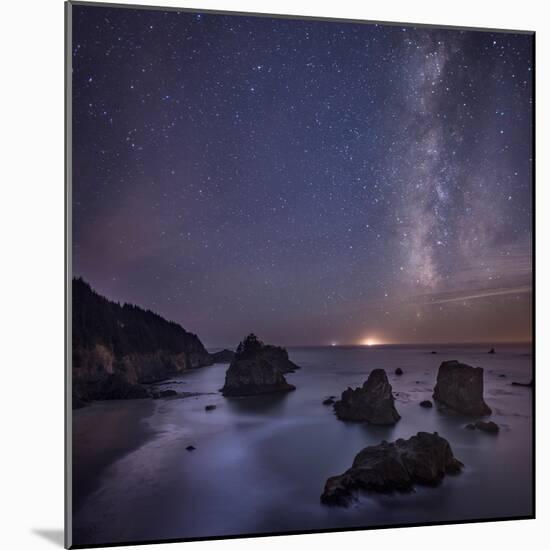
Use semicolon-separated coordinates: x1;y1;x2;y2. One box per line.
207;340;533;350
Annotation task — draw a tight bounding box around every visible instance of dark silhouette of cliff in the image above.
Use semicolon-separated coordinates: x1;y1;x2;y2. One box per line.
72;278;212;406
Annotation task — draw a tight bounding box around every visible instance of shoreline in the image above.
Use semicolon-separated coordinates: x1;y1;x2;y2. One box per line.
72;398;156;513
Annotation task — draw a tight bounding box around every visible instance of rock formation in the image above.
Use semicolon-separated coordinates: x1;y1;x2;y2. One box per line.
321;432;463;505
433;360;491;416
333;369;400;424
395;367;404;376
221;334;297;396
257;345;300;374
465;420;499;434
420;400;433;408
512;379;534;388
72;278;213;407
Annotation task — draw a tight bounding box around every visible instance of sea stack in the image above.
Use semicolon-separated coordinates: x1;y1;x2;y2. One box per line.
433;360;491;416
221;334;297;396
333;369;400;424
321;432;463;505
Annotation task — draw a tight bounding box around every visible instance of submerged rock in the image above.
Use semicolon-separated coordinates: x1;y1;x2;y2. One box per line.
395;367;404;376
333;369;400;424
205;404;216;411
151;389;178;398
420;400;433;408
221;334;296;396
321;432;463;505
474;420;499;433
433;360;491;416
185;445;196;451
465;421;499;434
488;347;496;354
210;349;235;364
512;379;534;388
323;397;336;406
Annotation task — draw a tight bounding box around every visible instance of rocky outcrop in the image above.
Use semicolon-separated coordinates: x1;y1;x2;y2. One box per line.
466;420;499;434
221;334;297;396
76;372;149;401
258;345;300;373
433;360;491;416
395;368;403;376
512;379;533;388
210;349;235;363
321;432;463;505
72;278;213;406
420;400;433;408
333;369;400;424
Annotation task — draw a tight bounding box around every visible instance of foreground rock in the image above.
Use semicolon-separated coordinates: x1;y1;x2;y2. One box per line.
321;432;463;505
465;420;499;434
221;334;296;396
333;369;400;424
210;349;235;363
433;360;491;416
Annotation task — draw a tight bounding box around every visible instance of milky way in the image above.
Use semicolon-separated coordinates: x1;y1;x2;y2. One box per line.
71;5;533;347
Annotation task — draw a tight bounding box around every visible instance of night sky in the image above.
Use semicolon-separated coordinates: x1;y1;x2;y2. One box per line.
72;5;533;347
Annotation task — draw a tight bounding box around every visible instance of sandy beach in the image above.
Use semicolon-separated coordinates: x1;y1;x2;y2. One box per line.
72;398;156;513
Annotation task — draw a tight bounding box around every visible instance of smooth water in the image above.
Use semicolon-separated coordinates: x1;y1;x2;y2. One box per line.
72;345;533;545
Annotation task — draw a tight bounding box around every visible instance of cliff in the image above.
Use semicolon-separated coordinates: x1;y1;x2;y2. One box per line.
72;278;213;405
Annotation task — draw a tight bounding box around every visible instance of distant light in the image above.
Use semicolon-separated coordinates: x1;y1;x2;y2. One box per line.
361;338;378;347
330;342;337;347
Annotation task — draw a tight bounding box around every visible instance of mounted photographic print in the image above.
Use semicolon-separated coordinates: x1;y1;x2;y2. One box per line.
65;1;535;548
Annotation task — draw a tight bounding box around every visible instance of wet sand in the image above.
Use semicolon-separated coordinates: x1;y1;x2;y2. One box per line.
72;398;155;512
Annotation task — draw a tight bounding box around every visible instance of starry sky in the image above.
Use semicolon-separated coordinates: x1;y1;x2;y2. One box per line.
71;4;533;348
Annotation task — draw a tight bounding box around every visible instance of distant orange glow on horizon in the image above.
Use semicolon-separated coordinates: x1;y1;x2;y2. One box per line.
360;338;381;347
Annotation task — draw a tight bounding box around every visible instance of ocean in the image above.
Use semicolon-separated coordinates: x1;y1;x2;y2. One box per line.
72;344;533;545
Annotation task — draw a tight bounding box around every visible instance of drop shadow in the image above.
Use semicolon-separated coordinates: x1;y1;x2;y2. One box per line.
32;529;64;547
